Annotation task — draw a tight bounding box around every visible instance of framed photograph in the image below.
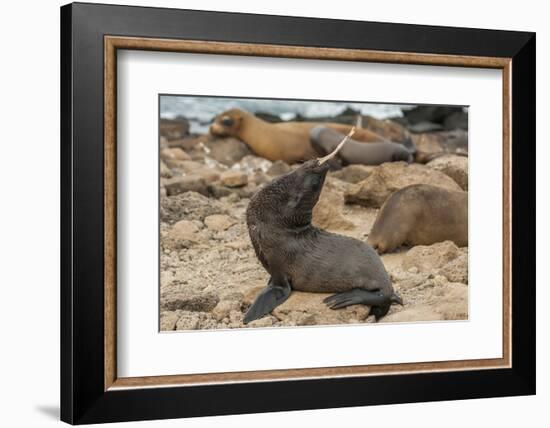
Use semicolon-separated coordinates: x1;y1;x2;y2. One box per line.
60;2;535;424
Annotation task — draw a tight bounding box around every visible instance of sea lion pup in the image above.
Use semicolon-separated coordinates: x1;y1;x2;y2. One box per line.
209;108;393;164
310;126;415;165
367;184;468;254
244;127;402;324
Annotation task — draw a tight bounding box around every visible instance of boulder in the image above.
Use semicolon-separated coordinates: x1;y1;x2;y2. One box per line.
212;300;242;321
165;135;251;165
362;116;409;142
249;171;271;186
231;155;273;174
412;130;468;163
438;251;468;283
164;175;208;196
220;170;248;188
161;309;219;331
344;162;461;208
207;183;233;199
380;281;468;323
163;220;206;249
160;147;191;162
402;241;461;273
204;214;236;232
160;311;180;331
330;164;375;184
427;154;469;190
204;137;252;166
175;312;200;330
208;182;258;199
160;117;190;140
403;106;463;125
165;159;222;184
389;269;431;290
227;310;245;328
411;133;443;161
247;316;278;328
165;159;199;172
160;191;227;224
198;169;222;185
312;181;355;230
443;111;468;130
165;136;205;152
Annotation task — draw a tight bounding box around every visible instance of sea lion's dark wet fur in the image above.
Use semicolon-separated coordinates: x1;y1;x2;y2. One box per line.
244;158;402;324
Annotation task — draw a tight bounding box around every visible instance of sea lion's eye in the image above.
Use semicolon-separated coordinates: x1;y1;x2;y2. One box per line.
221;116;234;127
306;174;322;190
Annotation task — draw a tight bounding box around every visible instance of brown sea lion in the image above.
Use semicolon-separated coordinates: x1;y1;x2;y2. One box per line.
209;108;394;164
310;126;415;165
244;127;402;323
367;184;468;254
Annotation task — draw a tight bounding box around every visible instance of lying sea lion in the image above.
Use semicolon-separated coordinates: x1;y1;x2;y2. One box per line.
209;108;396;164
367;184;468;254
310;126;415;165
244;127;402;323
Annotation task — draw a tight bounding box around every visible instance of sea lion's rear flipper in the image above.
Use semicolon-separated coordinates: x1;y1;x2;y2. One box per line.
323;289;402;321
324;289;387;309
244;277;291;324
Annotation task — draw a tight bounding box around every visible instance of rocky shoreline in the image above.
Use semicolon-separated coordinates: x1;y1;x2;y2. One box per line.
159;106;469;330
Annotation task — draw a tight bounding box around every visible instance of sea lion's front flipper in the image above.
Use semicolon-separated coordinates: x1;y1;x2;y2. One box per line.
244;277;291;324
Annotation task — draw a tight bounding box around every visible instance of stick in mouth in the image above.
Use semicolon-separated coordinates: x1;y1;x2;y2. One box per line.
318;116;361;165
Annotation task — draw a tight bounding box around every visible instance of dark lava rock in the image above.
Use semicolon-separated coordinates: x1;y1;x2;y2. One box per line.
403;106;464;125
160;117;190;140
443;111;468;130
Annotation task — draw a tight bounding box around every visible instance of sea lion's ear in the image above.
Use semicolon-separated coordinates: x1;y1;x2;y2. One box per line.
221;116;234;127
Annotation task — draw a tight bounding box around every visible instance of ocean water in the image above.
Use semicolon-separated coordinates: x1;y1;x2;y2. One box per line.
160;95;412;134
